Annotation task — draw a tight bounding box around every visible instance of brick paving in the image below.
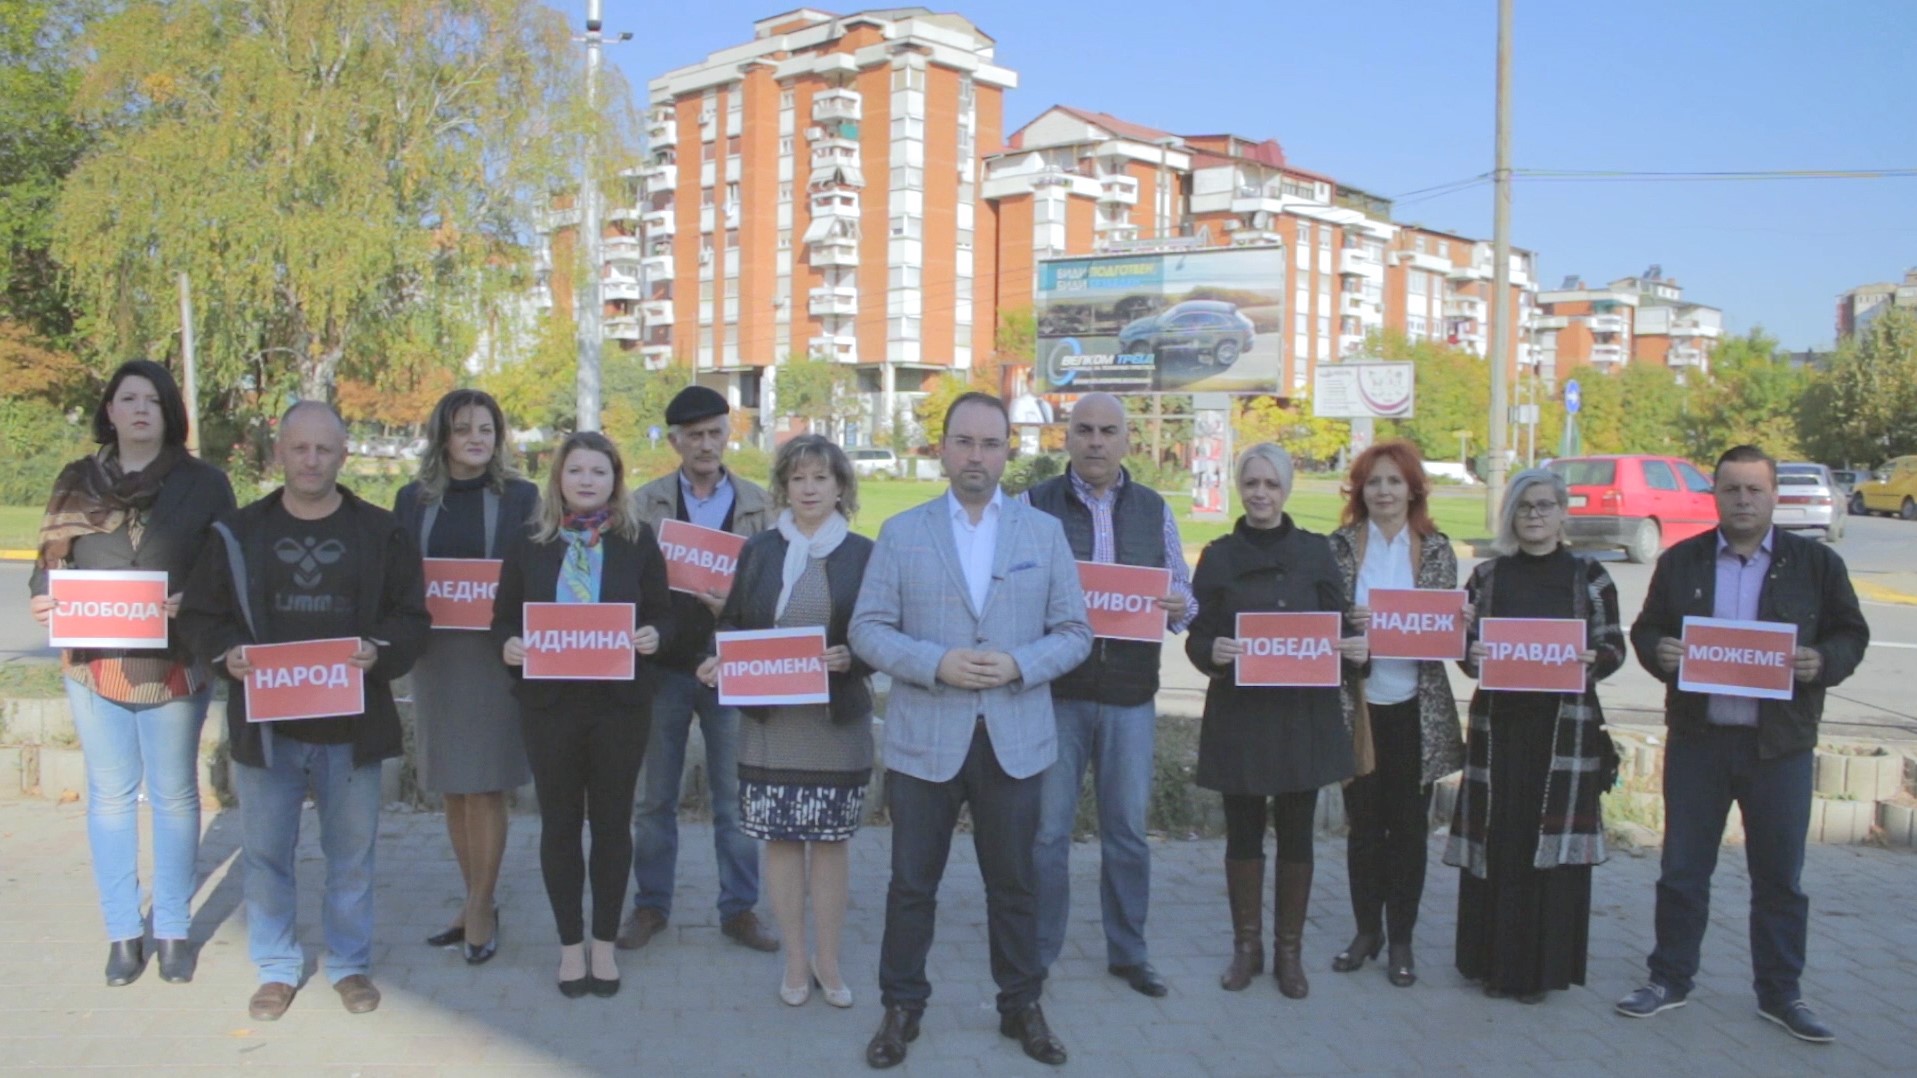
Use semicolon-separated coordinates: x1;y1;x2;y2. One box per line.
1;800;1913;1076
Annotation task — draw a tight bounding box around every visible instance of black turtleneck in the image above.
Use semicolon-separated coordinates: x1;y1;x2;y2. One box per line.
427;474;491;559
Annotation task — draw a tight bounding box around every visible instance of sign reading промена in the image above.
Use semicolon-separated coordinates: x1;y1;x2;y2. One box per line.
47;570;171;649
1678;616;1796;701
1077;561;1173;643
1234;612;1342;688
422;559;502;631
1366;588;1468;661
715;627;830;707
243;637;365;722
1477;618;1586;693
522;602;637;681
657;520;745;596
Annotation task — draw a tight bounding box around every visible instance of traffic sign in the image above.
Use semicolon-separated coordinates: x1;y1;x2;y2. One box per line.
1564;379;1581;414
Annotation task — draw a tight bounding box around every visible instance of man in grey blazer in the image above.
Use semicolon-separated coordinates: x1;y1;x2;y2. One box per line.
851;392;1092;1069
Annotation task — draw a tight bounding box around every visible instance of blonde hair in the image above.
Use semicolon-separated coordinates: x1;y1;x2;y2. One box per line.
1236;441;1294;490
770;434;860;518
1494;468;1571;555
530;432;644;544
412;389;523;502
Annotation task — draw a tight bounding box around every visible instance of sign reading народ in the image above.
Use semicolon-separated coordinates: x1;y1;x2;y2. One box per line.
1234;611;1342;688
1077;561;1172;643
1366;588;1468;661
1477;618;1586;693
657;520;745;597
422;558;502;631
243;637;365;722
715;627;830;707
522;602;637;681
46;569;171;649
1677;616;1796;701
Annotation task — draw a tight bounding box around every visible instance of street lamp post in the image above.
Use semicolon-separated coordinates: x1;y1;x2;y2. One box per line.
1485;0;1514;530
571;1;633;433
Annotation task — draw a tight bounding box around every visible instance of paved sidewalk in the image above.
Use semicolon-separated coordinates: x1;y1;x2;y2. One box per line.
1;801;1913;1076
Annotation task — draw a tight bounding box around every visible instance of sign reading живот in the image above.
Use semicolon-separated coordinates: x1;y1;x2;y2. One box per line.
1077;561;1171;643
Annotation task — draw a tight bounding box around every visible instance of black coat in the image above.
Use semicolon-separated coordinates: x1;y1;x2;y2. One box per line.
710;528;876;725
1185;516;1356;795
393;477;541;559
491;523;676;711
1629;526;1870;758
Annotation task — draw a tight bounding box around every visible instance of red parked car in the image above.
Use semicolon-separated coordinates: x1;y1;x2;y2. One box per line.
1546;454;1718;563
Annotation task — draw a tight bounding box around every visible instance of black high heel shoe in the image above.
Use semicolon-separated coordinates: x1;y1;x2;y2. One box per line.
1386;941;1417;987
105;938;147;987
425;925;466;948
463;907;500;966
1330;932;1382;973
558;975;591;998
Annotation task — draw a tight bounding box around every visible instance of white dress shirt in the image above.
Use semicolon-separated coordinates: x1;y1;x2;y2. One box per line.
947;487;1003;615
1357;519;1418;705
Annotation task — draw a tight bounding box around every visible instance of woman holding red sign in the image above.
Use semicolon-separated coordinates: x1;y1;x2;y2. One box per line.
494;432;674;998
29;359;236;987
1187;442;1368;1000
695;434;875;1008
1446;467;1623;1004
1328;440;1465;989
394;389;538;966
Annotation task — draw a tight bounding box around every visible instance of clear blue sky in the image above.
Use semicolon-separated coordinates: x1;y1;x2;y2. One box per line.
574;0;1917;350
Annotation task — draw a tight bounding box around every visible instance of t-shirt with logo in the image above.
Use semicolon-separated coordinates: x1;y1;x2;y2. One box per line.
262;501;361;744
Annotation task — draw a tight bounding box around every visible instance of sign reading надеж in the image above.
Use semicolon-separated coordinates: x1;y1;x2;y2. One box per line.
522;602;636;681
47;569;171;649
1478;618;1586;693
1678;616;1796;701
1077;561;1172;643
657;520;746;596
715;627;830;707
1234;612;1342;688
243;637;365;722
422;558;502;631
1366;588;1468;661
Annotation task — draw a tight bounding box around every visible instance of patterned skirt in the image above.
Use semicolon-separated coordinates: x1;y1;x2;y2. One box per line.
739;773;869;842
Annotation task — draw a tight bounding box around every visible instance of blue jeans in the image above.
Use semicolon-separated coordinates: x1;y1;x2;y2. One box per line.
1648;725;1813;1008
1034;697;1156;969
630;668;758;918
232;739;383;986
65;681;211;941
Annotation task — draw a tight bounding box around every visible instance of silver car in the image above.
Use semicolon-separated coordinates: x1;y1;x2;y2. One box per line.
1776;462;1844;542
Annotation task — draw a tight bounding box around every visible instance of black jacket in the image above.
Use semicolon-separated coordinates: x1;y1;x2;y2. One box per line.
709;528;875;725
1630;526;1870;758
491;523;676;711
393;477;541;559
178;486;432;768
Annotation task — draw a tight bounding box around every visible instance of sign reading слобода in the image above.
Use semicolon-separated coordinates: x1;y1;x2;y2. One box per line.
422;558;502;631
243;637;365;722
522;602;636;681
657;520;745;596
1677;616;1796;701
715;627;830;707
1366;588;1468;661
1234;612;1342;688
1077;561;1172;643
1477;618;1586;693
47;569;171;649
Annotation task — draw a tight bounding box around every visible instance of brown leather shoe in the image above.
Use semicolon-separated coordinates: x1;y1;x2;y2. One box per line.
720;910;779;952
616;907;667;950
998;1002;1068;1066
248;981;296;1021
333;974;381;1014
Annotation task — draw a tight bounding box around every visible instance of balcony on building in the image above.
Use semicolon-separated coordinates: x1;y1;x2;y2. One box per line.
1448;260;1490;282
810;118;860;143
1671;319;1720;339
1338;333;1368;357
640;161;674;189
1344;294;1383;318
810;236;859;267
603;315;642;342
808;286;858;318
648;118;677;148
811;88;862;123
640;342;673;365
809;190;861;221
1444;296;1487;320
808;147;865;190
533;206;581;234
1588;314;1627;335
1230;228;1284;247
1669;345;1705;366
639;251;673;279
1338;247;1383;278
640;297;673;324
602;235;642;262
1589;343;1625;365
1097;175;1139;205
641;209;676;238
809;332;857;362
602;271;642;302
607;204;643;225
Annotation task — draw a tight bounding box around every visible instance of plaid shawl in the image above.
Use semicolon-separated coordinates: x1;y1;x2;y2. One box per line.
1443;551;1624;879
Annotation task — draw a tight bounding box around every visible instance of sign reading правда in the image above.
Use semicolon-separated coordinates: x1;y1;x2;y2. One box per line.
1234;612;1342;688
657;520;745;597
715;627;830;708
1477;618;1586;693
1677;616;1796;701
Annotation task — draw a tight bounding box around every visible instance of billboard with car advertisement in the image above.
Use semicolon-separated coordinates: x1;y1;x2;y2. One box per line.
1035;247;1287;395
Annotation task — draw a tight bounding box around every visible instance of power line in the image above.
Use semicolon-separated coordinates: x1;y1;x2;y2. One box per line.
1513;166;1917;182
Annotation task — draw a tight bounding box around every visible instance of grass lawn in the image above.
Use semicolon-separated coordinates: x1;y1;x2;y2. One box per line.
0;505;40;551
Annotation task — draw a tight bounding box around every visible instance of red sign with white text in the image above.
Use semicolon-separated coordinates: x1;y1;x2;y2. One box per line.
47;570;171;649
1367;588;1468;661
1235;612;1342;688
243;637;365;722
715;627;831;707
522;602;636;681
1678;616;1796;701
1078;561;1172;643
1478;618;1586;693
657;520;746;597
422;559;502;631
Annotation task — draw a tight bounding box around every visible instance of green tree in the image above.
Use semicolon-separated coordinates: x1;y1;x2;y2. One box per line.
1;0;90;354
774;353;863;434
1233;392;1348;470
1572;363;1687;456
1681;328;1804;460
914;369;995;448
1369;331;1490;462
53;0;623;410
1797;308;1917;465
481;313;579;436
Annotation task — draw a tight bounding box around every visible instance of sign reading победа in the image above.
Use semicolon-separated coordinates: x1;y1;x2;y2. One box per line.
1677;616;1796;701
1234;612;1342;688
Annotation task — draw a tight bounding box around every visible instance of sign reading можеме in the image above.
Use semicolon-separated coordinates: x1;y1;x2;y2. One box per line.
1234;611;1342;688
1477;618;1586;693
715;627;830;707
522;602;636;681
1077;561;1171;643
47;569;171;649
1366;588;1467;661
1678;616;1796;701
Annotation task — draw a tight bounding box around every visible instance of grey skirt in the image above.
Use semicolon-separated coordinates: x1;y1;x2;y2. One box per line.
409;630;530;794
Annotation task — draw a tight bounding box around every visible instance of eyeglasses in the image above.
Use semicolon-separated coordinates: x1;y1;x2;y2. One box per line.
1515;500;1559;517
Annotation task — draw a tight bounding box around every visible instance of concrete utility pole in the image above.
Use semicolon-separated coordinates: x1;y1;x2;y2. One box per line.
177;272;201;457
1484;0;1514;531
574;0;607;432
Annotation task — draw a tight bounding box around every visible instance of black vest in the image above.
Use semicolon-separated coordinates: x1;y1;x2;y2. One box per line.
1026;469;1167;706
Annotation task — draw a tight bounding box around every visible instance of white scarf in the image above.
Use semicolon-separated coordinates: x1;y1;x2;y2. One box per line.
775;507;849;619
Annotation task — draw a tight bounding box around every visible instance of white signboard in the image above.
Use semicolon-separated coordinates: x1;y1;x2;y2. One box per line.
1313;363;1415;419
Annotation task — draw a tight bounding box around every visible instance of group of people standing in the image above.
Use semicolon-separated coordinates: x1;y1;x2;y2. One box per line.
32;360;1869;1064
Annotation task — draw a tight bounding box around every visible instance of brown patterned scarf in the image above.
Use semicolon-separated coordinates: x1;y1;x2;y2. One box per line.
37;444;183;567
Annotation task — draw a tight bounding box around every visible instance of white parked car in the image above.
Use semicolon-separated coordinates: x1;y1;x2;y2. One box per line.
847;447;898;478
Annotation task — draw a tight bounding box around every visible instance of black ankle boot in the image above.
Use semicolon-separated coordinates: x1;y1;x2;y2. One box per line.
105;938;147;986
